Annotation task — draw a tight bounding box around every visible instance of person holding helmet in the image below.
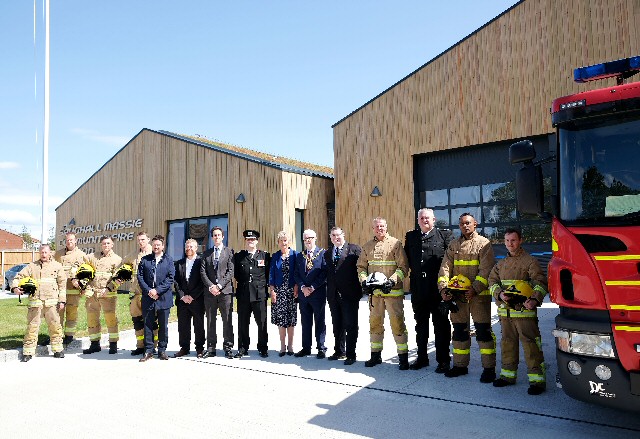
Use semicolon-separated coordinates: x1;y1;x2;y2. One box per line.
11;244;67;362
54;232;86;347
356;217;410;370
77;236;122;355
120;231;153;356
438;212;496;382
489;228;548;395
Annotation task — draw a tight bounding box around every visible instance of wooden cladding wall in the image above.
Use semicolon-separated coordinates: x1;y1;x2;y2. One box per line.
56;130;334;256
333;0;640;246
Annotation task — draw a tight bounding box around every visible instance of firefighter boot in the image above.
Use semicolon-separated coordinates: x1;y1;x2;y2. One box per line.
364;352;382;367
398;353;410;370
63;335;74;347
480;368;497;383
53;351;65;358
83;341;101;354
109;342;118;354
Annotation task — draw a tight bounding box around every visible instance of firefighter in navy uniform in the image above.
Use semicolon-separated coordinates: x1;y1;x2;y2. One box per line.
233;230;271;358
12;244;67;362
438;212;496;382
489;228;548;395
404;208;453;372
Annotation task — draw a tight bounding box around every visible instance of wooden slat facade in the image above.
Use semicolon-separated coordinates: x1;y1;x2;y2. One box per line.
55;129;334;256
332;0;640;246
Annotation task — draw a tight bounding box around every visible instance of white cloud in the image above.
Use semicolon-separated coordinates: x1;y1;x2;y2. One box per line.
70;128;129;147
0;194;65;208
0;162;20;170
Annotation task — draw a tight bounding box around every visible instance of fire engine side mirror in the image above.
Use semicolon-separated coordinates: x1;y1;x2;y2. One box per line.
516;163;544;215
509;140;536;164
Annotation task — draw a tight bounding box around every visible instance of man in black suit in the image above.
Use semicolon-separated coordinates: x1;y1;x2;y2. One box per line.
324;226;362;366
137;235;175;362
405;208;454;372
173;238;206;358
200;226;235;359
234;230;270;358
293;229;328;359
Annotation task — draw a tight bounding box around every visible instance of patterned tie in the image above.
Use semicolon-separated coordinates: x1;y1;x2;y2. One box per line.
334;247;340;265
214;247;220;269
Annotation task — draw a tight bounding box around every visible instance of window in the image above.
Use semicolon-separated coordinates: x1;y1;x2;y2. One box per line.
167;214;229;260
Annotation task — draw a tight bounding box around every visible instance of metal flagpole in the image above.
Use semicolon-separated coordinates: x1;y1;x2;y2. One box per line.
42;0;49;244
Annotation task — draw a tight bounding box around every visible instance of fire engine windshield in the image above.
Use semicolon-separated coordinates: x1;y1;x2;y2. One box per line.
559;113;640;225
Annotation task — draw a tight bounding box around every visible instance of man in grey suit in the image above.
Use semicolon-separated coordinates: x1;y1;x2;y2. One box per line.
200;226;235;359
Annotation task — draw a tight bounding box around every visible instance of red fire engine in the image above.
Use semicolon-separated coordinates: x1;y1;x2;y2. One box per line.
510;55;640;410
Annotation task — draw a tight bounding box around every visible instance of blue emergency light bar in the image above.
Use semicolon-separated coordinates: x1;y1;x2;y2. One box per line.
574;55;640;83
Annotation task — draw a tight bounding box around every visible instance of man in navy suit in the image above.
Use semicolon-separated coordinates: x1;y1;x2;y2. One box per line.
137;235;175;362
324;226;362;365
200;226;235;359
293;229;327;358
173;238;206;358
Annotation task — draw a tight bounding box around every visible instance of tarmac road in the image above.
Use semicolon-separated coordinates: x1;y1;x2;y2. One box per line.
1;298;639;438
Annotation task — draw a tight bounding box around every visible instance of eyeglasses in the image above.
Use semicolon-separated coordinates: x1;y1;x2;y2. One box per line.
304;236;316;240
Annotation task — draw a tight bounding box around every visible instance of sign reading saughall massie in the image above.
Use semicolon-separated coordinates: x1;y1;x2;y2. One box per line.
59;218;144;253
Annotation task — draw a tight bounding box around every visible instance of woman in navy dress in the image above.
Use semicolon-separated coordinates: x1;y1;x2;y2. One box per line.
269;231;298;356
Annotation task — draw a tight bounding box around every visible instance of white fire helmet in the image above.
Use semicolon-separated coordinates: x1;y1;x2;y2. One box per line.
365;272;388;286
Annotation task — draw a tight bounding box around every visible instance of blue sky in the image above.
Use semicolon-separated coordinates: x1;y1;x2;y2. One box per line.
0;0;518;240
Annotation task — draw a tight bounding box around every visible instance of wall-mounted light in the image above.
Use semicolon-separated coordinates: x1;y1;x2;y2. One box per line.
370;186;382;197
235;193;246;203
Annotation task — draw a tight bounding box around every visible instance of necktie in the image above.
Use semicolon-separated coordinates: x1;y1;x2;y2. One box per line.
214;247;220;269
334;247;340;264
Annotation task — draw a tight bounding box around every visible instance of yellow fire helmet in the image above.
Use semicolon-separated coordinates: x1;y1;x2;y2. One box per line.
18;277;38;295
504;281;535;298
76;263;95;281
447;274;472;291
114;263;133;281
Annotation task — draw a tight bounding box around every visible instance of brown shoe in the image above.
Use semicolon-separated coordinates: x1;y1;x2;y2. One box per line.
139;353;153;362
173;348;190;358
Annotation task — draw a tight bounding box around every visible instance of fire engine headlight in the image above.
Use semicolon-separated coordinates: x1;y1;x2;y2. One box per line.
553;329;616;358
567;361;582;376
595;365;612;381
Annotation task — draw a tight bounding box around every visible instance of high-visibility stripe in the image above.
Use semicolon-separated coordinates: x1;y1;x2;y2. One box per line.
552;238;558;252
23;348;36;356
453;348;470;355
500;369;517;378
396;343;408;351
498;308;536;318
454;260;479;266
594;255;640;261
95;271;112;277
372;288;404;297
437;276;448;284
394;269;405;281
614;325;640;332
475;275;488;286
480;348;496;355
371;342;383;349
136;335;144;340
605;281;640;286
527;373;546;383
368;261;398;266
66;289;80;295
610;305;640;311
534;284;547;296
479;290;492;295
89;334;101;341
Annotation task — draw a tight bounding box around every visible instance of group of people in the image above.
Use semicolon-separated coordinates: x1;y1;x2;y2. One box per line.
11;209;548;395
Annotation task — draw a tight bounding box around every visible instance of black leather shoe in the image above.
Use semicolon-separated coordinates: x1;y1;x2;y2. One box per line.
108;342;118;354
173;348;190;358
196;350;204;359
444;366;468;378
131;347;145;356
527;385;545;395
294;349;311;358
327;352;346;361
62;335;74;346
139;353;153;362
259;351;269;358
493;378;515;387
158;352;169;360
279;351;286;357
202;350;216;358
480;368;496;383
435;362;450;374
316;351;326;359
224;350;234;359
234;348;247;358
409;357;429;370
83;341;101;355
21;355;32;363
344;357;356;366
53;351;65;358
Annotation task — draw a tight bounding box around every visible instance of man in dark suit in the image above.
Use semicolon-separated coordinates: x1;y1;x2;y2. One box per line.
293;229;328;359
324;227;362;366
200;226;235;359
137;235;175;362
405;208;454;372
324;226;362;365
173;238;206;358
233;230;270;358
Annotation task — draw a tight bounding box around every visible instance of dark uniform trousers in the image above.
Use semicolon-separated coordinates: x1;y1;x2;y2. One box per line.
327;293;359;357
177;296;205;351
299;295;327;352
204;294;234;351
237;293;268;352
412;294;451;364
